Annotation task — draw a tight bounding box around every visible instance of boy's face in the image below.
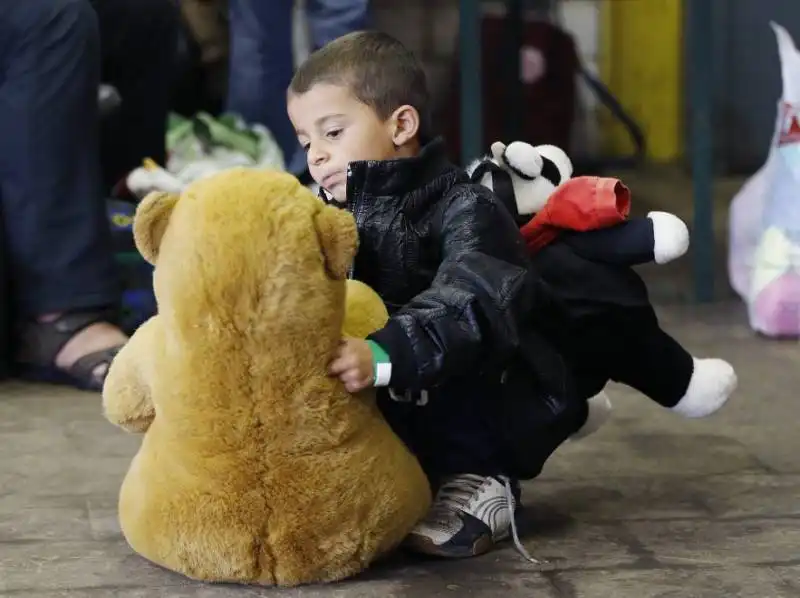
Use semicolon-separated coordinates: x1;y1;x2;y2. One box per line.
288;83;415;203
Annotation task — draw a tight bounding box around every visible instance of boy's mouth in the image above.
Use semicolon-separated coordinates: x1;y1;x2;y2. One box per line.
321;171;343;189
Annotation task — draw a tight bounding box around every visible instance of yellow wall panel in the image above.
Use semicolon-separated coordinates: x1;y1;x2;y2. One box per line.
598;0;683;161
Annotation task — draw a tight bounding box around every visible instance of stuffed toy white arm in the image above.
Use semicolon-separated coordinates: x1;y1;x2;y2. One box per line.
561;215;689;266
645;211;690;264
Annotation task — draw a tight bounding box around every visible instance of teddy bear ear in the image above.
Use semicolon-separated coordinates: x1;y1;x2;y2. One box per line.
133;191;180;265
314;204;358;280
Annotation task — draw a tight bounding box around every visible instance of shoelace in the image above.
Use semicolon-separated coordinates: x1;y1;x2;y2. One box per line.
502;478;545;565
435;475;545;565
432;474;487;515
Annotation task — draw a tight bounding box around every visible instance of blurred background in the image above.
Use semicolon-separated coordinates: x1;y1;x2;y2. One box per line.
174;0;798;172
171;0;800;305
3;0;800;383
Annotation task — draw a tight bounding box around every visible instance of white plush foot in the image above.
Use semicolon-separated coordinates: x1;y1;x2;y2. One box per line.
570;391;612;441
671;358;737;418
648;211;690;264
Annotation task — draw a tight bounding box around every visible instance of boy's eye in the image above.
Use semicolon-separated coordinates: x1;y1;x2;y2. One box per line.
326;128;343;139
300;142;310;152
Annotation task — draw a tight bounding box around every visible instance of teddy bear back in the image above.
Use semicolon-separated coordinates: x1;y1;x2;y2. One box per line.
343;279;390;337
133;168;371;445
143;169;355;363
115;168;432;587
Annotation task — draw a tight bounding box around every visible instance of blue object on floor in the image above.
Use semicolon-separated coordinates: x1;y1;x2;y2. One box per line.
106;199;157;333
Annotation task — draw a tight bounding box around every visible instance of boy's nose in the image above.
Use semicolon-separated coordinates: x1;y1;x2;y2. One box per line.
309;146;328;166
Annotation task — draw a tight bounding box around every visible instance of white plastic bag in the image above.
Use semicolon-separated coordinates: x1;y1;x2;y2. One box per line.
126;112;286;198
729;22;800;336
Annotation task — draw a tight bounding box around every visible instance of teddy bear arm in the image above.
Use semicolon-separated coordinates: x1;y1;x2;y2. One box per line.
342;279;389;338
102;318;157;433
561;218;658;266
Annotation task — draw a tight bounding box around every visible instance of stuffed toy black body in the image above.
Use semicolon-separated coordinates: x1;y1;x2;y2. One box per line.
470;141;737;418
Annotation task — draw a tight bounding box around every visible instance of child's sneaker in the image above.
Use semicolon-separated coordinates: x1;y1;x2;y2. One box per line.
404;473;538;562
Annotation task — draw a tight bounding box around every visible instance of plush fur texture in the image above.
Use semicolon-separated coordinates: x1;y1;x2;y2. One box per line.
647;211;690;265
672;358;738;418
102;168;431;587
470;140;736;419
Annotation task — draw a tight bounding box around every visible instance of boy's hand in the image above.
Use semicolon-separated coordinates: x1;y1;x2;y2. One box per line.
328;337;374;393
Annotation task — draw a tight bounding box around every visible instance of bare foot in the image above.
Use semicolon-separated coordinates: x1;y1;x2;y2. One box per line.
51;320;128;378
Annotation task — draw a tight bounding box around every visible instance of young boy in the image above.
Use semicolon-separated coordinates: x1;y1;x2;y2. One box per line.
287;31;589;559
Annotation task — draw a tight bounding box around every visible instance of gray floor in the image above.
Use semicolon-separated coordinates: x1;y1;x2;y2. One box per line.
2;168;798;597
1;300;799;597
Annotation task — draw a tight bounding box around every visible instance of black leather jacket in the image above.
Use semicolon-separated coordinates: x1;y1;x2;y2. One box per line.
326;140;569;398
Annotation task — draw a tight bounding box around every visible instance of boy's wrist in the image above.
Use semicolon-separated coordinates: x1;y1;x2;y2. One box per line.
367;320;419;390
365;340;392;387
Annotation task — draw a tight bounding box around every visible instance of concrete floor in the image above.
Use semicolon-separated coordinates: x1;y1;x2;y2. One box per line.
1;299;799;597
2;170;800;596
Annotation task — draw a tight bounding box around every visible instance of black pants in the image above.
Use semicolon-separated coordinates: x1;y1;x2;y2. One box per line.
0;0;178;318
378;372;588;483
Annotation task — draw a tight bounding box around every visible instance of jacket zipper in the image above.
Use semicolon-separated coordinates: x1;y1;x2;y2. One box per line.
346;165;360;280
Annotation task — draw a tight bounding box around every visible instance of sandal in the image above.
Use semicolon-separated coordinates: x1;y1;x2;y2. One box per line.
14;308;125;392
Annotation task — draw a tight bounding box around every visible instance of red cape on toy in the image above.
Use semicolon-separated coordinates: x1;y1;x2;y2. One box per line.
520;176;631;252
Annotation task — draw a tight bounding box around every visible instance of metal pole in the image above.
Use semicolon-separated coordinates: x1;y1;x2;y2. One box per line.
460;0;483;164
504;0;524;142
687;0;715;302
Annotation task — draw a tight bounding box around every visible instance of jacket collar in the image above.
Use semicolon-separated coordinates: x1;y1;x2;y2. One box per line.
317;138;466;217
326;138;462;217
347;137;452;195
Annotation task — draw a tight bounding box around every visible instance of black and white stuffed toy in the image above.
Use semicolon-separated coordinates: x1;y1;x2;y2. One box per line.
469;141;737;418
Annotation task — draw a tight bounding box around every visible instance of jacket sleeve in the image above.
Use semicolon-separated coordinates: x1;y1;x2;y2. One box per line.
367;185;549;392
560;217;656;266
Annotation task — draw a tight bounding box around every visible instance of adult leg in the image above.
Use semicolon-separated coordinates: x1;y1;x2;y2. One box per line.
0;0;127;391
287;0;370;174
93;0;180;191
225;0;303;174
305;0;370;50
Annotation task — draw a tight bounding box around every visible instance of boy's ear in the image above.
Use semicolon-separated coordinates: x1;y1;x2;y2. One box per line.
390;104;420;147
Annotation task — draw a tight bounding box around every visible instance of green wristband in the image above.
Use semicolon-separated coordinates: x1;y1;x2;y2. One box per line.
366;340;392;387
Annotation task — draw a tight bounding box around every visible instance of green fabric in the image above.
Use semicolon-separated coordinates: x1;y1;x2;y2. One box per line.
366;340;391;383
193;112;260;160
163;111;285;175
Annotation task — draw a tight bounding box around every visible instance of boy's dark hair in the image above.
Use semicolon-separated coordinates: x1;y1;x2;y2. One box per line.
290;31;432;140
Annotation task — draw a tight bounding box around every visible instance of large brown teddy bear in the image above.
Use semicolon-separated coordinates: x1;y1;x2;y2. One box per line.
101;168;431;587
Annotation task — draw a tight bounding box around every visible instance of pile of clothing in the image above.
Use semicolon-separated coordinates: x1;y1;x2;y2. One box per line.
125;111;285;197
